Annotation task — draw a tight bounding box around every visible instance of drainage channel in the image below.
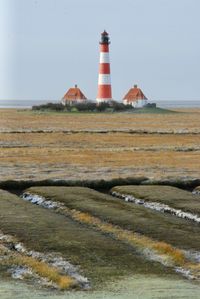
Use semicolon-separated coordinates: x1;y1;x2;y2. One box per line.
0;176;200;197
1;182;200;226
19;191;200;282
110;190;200;224
0;231;89;290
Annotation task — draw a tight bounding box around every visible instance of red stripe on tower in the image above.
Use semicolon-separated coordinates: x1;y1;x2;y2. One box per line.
96;31;112;103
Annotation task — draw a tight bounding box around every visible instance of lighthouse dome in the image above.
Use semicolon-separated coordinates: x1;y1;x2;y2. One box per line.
100;30;110;44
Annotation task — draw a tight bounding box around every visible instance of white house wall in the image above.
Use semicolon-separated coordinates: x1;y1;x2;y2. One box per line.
123;99;147;108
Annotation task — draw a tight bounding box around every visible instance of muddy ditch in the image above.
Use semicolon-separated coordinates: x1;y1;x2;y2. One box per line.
1;129;200;134
0;176;200;196
0;177;147;194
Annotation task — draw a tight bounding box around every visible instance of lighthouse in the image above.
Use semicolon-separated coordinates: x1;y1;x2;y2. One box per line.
96;31;112;103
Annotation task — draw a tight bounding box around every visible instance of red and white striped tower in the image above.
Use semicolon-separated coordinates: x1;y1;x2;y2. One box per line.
96;30;112;103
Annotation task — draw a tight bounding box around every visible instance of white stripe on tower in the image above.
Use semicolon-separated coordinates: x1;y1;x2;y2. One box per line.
99;53;110;63
98;74;111;85
96;30;112;103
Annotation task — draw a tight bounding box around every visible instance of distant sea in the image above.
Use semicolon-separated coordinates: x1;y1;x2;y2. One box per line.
0;99;54;109
157;100;200;108
0;99;200;109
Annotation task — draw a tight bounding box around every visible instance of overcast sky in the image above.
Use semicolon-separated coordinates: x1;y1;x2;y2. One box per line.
0;0;200;101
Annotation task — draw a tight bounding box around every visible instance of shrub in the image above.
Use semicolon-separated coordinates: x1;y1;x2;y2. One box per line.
110;101;133;111
32;100;134;113
96;102;111;112
32;102;65;111
74;102;97;112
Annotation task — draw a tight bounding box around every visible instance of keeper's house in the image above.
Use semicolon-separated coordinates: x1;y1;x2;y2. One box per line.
123;84;148;108
61;84;87;106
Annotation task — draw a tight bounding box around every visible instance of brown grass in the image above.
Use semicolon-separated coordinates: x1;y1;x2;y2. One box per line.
0;132;199;148
0;109;200;180
1;108;200;131
57;207;186;267
152;242;185;265
55;206;200;278
0;147;199;170
6;253;76;289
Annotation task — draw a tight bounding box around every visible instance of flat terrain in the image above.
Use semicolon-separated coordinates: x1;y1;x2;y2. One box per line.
1;184;200;295
26;186;200;250
0;189;168;287
1;108;200;132
2;275;200;299
0;108;200;181
112;185;200;215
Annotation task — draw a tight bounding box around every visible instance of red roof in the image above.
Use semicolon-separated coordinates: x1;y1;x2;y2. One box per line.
62;85;87;102
123;85;147;102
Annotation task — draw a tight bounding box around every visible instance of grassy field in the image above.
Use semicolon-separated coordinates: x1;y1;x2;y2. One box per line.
25;186;200;251
0;108;200;181
129;107;177;114
111;185;200;215
0;108;199;294
0;189;171;289
1;108;200;132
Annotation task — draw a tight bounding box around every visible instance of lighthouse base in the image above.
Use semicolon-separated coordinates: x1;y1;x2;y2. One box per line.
96;98;112;104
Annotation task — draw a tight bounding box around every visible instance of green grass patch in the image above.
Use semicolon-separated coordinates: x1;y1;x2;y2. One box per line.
26;187;200;251
130;107;177;114
0;189;170;288
111;185;200;215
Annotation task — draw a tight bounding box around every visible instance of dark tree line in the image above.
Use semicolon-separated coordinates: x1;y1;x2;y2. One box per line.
32;101;134;112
